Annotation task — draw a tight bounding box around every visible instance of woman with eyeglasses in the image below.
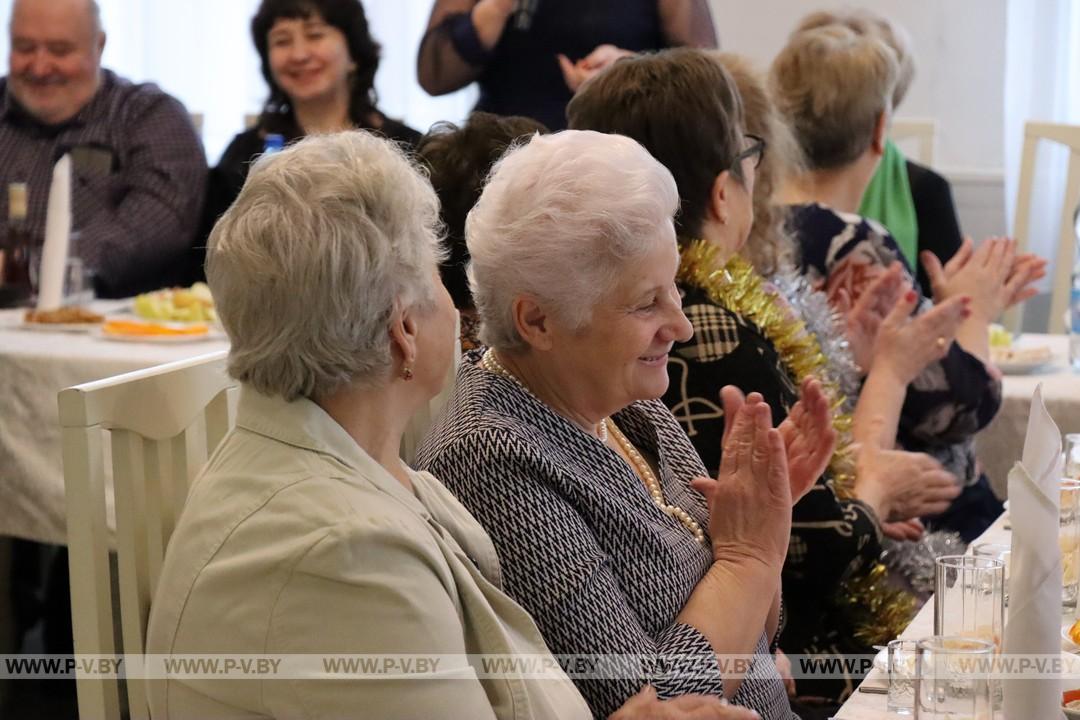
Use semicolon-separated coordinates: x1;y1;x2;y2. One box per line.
568;49;970;709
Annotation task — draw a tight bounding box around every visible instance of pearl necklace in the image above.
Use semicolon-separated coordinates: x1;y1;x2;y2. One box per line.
480;349;608;442
604;418;707;545
480;349;705;545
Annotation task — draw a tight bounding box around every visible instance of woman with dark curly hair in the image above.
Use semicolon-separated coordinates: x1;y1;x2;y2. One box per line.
203;0;420;236
416;112;548;351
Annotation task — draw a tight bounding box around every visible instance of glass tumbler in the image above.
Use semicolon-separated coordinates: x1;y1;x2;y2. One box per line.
934;556;1005;651
913;636;995;719
888;638;919;715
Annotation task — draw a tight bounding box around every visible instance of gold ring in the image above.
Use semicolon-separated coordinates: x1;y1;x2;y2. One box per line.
936;336;947;349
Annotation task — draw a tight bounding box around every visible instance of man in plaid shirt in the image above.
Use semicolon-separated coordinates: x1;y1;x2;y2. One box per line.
0;0;206;298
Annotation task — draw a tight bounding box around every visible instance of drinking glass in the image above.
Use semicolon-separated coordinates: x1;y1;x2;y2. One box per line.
1066;434;1080;479
971;543;1011;607
914;636;995;719
888;638;919;714
934;556;1004;651
1063;479;1080;609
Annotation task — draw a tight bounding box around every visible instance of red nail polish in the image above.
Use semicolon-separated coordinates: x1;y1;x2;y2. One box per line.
905;290;917;303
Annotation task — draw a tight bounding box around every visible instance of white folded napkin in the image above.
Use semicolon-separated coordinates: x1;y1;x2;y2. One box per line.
36;154;72;311
1003;384;1064;719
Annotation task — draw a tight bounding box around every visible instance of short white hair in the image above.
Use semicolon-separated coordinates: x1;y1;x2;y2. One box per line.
207;131;445;401
466;130;679;351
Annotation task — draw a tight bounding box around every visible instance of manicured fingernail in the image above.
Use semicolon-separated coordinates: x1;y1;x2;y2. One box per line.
962;308;972;318
905;290;917;303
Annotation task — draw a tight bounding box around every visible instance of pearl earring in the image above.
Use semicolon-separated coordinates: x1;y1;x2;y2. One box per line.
402;366;414;381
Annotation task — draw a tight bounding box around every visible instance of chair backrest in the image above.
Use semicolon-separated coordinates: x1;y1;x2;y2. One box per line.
1003;121;1080;332
891;117;937;166
189;112;204;137
244;113;259;130
61;334;460;720
60;351;236;720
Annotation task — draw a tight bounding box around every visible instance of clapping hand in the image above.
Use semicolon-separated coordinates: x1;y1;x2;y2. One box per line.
778;378;836;503
855;438;960;523
557;44;635;92
608;686;761;720
881;518;926;541
921;237;1039;320
833;262;905;373
870;283;970;384
693;387;790;571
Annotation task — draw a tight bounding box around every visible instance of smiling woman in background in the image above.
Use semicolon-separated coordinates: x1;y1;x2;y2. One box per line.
202;0;420;241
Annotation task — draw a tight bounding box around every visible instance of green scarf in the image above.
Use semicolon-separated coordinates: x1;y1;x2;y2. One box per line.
859;139;918;269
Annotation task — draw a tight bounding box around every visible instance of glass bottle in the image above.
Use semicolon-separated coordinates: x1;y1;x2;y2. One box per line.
0;182;33;307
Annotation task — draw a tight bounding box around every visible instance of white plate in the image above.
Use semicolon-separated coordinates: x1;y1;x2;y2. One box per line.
997;359;1054;375
992;345;1054;374
17;321;101;333
96;328;224;344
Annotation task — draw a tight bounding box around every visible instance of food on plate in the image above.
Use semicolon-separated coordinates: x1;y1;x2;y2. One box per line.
102;319;210;338
24;306;104;324
989;345;1053;365
989;323;1013;348
133;282;216;323
1068;618;1080;646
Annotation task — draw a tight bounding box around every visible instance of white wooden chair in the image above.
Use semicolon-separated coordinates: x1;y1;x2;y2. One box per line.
891;117;937;167
60;351;236;720
1003;121;1080;332
244;113;259;130
189;113;204;137
61;332;460;719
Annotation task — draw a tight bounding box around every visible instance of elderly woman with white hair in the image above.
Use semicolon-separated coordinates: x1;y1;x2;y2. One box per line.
146;131;755;720
417;129;806;720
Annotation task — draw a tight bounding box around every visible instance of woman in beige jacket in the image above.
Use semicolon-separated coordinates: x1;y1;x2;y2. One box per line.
145;130;757;720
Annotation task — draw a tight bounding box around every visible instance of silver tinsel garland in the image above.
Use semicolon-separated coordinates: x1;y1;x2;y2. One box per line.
767;263;863;408
881;532;967;595
768;262;967;591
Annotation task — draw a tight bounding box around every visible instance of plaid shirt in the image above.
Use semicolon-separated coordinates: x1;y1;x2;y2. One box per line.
0;70;207;297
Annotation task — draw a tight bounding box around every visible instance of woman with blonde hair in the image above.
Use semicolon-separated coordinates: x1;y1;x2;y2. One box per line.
772;23;1043;542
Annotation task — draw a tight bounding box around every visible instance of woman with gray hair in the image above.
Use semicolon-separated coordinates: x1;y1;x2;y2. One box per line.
146;131;752;720
418;129;806;720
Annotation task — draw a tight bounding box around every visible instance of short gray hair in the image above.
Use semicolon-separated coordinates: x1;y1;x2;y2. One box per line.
466;130;679;351
207;131;445;401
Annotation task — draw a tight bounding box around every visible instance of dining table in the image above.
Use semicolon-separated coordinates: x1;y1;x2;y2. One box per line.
832;510;1060;718
977;333;1080;499
0;301;229;545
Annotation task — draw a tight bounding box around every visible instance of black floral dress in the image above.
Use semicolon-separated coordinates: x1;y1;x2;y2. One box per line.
663;276;886;703
786;202;1003;542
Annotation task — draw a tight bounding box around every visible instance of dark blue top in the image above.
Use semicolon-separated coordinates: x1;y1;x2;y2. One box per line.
446;0;667;130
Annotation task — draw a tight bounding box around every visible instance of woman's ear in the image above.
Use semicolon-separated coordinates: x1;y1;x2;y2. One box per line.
871;110;888;155
510;295;555;351
708;171;732;226
388;302;419;370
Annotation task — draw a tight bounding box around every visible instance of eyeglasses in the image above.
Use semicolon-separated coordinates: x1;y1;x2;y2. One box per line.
733;134;766;170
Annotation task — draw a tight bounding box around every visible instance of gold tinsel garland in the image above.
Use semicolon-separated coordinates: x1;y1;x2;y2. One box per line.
677;240;857;496
677;239;915;646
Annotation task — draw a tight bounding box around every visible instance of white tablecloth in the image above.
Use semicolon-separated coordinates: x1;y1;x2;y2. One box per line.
0;303;228;544
835;512;1076;718
976;334;1080;498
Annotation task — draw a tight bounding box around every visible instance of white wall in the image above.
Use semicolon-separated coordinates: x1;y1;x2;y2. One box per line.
709;0;1007;175
710;0;1011;263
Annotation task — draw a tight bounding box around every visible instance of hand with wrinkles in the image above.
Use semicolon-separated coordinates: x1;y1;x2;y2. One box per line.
778;377;835;504
608;686;762;719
